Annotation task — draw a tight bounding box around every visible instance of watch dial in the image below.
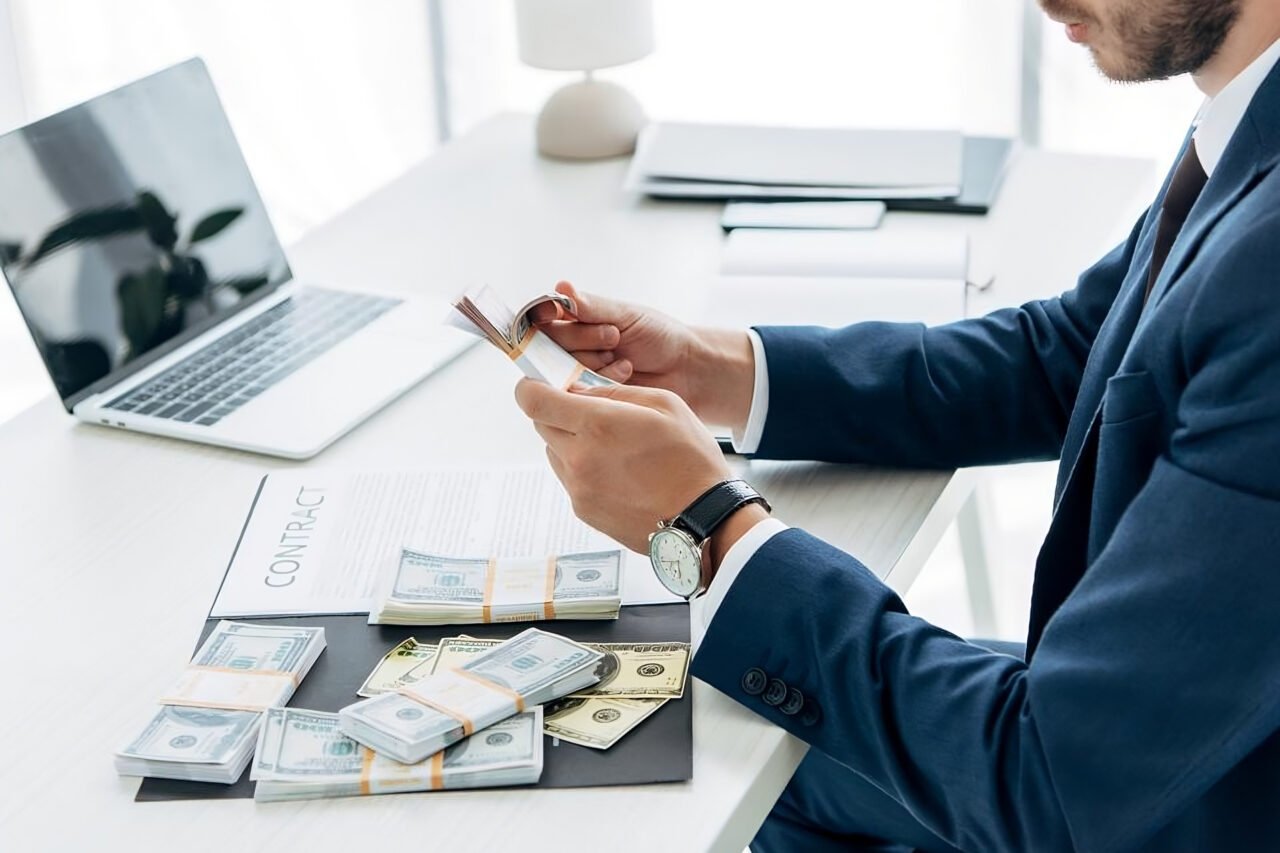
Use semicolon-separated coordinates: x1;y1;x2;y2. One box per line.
650;529;701;597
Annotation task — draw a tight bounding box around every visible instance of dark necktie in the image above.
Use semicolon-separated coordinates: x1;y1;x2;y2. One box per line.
1146;139;1208;301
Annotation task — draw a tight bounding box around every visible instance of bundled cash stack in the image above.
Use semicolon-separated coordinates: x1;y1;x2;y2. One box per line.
369;548;623;626
339;628;602;764
252;707;543;802
450;285;616;389
114;621;326;784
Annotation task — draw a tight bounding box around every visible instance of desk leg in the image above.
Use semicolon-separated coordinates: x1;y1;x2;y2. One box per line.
956;484;1000;638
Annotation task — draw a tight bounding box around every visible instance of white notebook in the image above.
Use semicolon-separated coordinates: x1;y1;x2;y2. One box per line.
705;229;968;329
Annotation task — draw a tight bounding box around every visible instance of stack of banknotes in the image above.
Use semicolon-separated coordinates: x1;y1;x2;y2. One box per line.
252;707;543;802
339;628;602;764
368;548;623;625
355;635;691;751
114;621;326;783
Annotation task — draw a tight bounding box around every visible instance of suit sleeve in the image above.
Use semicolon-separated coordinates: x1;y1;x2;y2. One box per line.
752;211;1149;467
693;212;1280;852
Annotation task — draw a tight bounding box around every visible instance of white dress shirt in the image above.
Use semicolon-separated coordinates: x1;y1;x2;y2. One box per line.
699;38;1280;636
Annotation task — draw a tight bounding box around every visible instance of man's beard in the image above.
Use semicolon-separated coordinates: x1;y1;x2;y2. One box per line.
1043;0;1241;81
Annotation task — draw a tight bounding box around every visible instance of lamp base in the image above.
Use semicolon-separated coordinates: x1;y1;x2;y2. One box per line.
535;78;645;160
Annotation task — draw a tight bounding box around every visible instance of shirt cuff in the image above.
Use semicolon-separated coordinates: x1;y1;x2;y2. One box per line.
730;329;770;455
691;517;789;654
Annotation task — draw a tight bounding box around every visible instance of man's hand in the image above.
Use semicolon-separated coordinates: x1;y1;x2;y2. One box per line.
531;281;757;430
514;377;733;553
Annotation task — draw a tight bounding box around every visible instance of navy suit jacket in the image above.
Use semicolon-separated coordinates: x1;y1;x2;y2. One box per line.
692;65;1280;851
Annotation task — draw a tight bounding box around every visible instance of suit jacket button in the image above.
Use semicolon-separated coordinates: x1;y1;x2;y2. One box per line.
780;688;805;716
763;678;788;706
741;667;767;696
800;702;822;727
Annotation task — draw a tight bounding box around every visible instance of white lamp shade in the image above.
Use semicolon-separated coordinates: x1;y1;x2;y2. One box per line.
516;0;655;71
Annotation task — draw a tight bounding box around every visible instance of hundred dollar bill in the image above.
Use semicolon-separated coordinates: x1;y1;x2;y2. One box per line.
252;707;543;801
543;696;667;750
356;638;438;697
568;642;691;699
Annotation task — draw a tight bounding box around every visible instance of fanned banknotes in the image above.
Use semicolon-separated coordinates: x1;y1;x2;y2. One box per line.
356;637;439;697
252;707;543;802
368;548;622;626
114;621;326;784
449;285;617;389
338;628;602;764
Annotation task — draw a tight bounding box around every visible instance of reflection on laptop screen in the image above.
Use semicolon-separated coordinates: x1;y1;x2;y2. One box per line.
0;58;290;406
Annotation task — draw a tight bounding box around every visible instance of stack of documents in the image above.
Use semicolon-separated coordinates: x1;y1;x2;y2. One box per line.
706;229;969;330
369;548;623;625
339;628;602;764
626;122;964;201
114;621;326;784
252;707;543;802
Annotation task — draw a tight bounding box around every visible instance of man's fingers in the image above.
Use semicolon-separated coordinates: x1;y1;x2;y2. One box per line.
553;281;637;326
514;377;596;432
543;321;620;352
594;358;634;383
570;377;673;410
533;420;574;454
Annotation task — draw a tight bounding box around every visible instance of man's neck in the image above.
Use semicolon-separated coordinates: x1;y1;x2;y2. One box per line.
1194;4;1280;97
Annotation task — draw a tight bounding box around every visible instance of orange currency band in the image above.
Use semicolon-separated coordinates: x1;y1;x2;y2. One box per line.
560;363;586;391
450;666;527;713
359;746;376;796
397;689;478;737
482;557;498;623
507;325;537;362
429;750;445;790
543;555;557;621
185;665;300;685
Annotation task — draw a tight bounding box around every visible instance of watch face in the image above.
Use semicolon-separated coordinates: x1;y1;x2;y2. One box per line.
649;528;702;598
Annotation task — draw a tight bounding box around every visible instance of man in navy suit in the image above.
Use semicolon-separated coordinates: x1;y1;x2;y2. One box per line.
515;0;1280;848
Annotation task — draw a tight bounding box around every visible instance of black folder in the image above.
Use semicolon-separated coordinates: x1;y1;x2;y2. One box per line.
135;604;693;802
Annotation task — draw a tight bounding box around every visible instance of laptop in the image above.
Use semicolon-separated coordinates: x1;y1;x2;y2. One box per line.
0;58;474;459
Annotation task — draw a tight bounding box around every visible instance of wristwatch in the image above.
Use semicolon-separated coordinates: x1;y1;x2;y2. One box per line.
648;479;770;600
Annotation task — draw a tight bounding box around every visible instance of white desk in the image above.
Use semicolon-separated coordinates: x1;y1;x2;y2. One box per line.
0;115;1151;853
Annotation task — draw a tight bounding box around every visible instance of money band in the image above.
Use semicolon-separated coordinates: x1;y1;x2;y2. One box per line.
429;750;445;790
450;667;527;713
544;555;557;621
396;668;523;736
560;363;586;390
359;747;376;796
482;558;498;623
160;666;296;712
507;326;537;362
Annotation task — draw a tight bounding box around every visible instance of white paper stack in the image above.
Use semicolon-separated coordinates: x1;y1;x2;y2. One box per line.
626;122;964;201
706;229;969;330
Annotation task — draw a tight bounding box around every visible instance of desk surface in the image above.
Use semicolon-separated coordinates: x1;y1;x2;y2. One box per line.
0;115;1151;853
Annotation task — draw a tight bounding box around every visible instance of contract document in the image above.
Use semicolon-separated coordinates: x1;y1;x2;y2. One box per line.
210;467;680;618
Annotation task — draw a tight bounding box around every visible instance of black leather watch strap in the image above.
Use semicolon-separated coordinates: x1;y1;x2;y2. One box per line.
674;479;770;542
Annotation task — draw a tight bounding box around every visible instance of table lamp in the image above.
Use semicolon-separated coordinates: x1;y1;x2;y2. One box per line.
515;0;654;159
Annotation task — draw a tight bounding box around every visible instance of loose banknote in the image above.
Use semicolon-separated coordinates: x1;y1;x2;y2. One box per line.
543;696;667;750
356;637;438;697
369;549;622;625
252;706;543;801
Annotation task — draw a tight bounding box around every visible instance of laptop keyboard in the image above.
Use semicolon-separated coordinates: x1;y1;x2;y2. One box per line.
105;288;401;426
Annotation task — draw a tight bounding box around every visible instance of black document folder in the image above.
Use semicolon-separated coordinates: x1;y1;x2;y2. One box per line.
136;604;693;802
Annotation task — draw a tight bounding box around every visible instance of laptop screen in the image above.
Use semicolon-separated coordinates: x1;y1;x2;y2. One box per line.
0;58;290;409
